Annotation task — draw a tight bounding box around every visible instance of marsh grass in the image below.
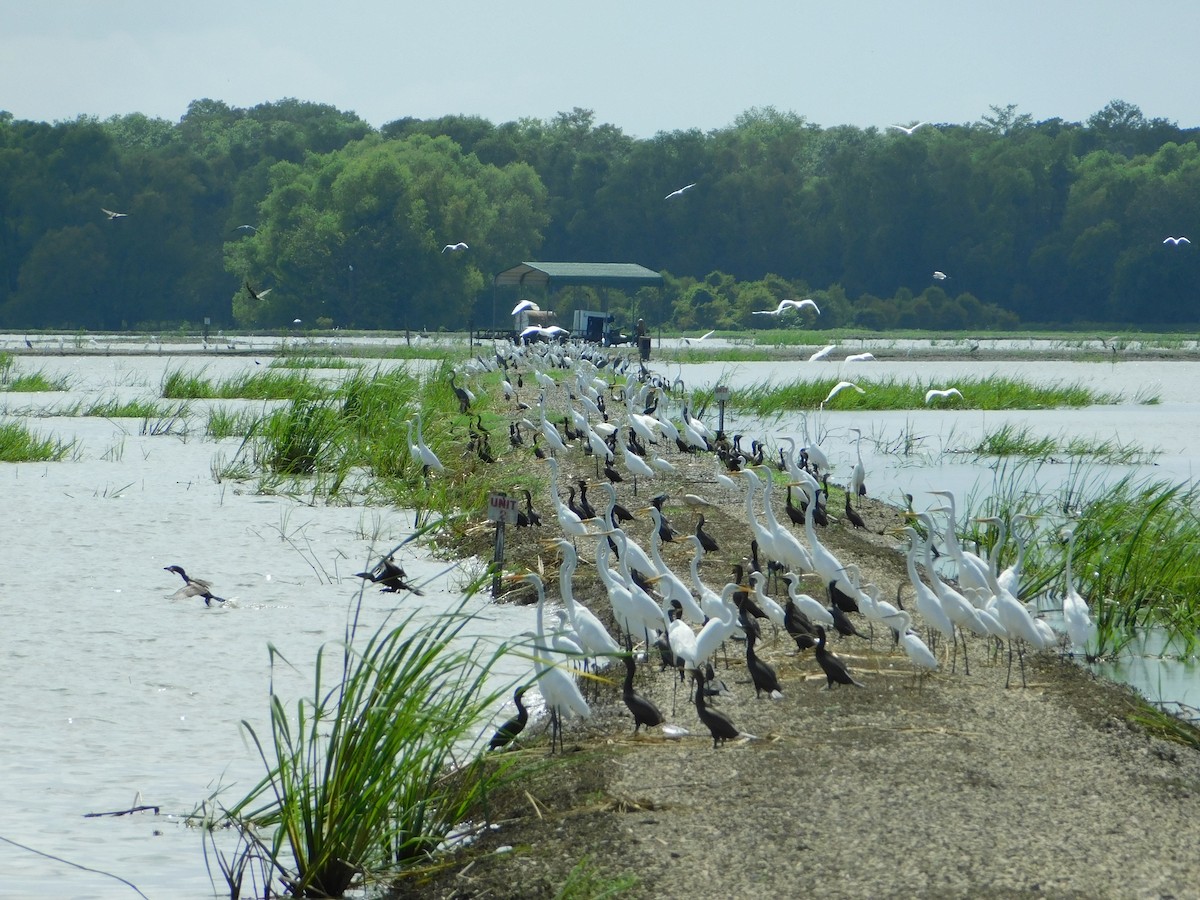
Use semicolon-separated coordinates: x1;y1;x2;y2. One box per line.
972;464;1200;656
83;397;189;419
950;423;1157;465
206;406;261;440
732;375;1132;415
2;370;72;392
163;366;328;402
269;355;358;370
0;420;76;461
212;588;512;897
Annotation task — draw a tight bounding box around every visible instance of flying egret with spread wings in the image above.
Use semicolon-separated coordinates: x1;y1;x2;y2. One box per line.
1163;236;1191;245
441;241;469;253
822;381;865;406
664;182;697;199
888;122;927;135
752;298;820;316
925;387;963;404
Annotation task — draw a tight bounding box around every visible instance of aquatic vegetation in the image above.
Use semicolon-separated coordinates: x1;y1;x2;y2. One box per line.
731;375;1135;414
0;420;76;461
269;354;359;369
205;406;261;440
163;366;329;401
209;595;510;897
951;423;1157;465
1;370;72;392
83;397;189;419
974;466;1200;656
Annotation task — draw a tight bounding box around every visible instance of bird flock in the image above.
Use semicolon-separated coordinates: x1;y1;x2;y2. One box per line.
472;338;1094;753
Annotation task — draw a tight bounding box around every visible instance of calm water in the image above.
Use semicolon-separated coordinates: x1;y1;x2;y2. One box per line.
2;342;1198;896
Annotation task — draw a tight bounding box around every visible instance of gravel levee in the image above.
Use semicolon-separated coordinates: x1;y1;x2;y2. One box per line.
392;366;1200;900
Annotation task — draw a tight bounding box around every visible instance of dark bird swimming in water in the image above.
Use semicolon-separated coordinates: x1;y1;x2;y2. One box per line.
355;555;425;596
164;565;226;606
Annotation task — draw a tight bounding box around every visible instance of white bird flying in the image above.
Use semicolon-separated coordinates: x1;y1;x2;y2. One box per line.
932;270;948;280
1163;236;1191;245
101;207;128;220
441;242;469;253
924;387;963;404
682;330;716;345
808;344;836;361
664;182;697;199
843;352;876;363
511;299;541;315
753;298;820;316
888;122;927;135
822;381;865;406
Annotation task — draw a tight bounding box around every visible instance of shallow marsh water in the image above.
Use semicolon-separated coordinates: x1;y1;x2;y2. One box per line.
2;340;1198;896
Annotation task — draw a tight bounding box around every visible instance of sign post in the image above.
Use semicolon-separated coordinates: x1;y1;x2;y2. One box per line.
487;492;519;596
715;384;731;440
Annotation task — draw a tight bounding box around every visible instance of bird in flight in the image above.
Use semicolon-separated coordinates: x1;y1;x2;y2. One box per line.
244;281;272;302
511;299;541;315
925;387;963;404
888;122;927;135
664;182;696;200
808;344;837;361
932;271;948;280
844;352;876;362
441;242;469;253
682;330;716;345
233;224;257;233
1163;236;1191;245
101;207;127;220
822;381;865;406
753;298;820;316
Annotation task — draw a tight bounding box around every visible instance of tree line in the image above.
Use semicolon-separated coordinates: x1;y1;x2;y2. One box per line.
0;97;1196;332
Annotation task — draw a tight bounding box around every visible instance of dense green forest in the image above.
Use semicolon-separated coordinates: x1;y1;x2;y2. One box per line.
0;98;1197;332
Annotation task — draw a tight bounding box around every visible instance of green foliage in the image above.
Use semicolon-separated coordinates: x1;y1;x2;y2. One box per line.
3;99;1200;331
729;375;1130;414
0;420;76;461
214;598;510;897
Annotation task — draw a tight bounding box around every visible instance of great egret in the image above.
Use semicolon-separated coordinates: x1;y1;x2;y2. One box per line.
808;344;837;361
753;298;820;316
932;270;948;280
517;573;591;753
441;241;469;253
1061;526;1098;658
511;299;541;315
542;457;593;537
849;427;867;498
893;610;939;678
822;381;865;406
664;182;697;200
554;539;621;659
101;207;128;220
1163;236;1191;245
888;121;927;135
407;415;444;473
925;387;963;404
647;510;705;624
844;352;876;363
898;526;955;652
682;330;716;345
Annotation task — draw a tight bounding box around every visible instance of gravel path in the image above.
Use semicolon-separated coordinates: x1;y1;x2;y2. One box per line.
392;366;1200;900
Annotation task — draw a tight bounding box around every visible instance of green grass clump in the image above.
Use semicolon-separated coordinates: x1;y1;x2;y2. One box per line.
83;397;189;418
731;375;1134;414
269;354;358;369
162;367;214;399
0;420;76;461
205;406;261;439
2;370;72;392
954;424;1157;465
255;398;349;479
975;468;1200;656
211;597;510;897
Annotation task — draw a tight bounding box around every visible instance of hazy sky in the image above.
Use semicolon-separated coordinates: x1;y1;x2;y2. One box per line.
3;1;1197;136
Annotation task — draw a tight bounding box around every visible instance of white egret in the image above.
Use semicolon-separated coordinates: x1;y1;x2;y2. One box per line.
748;571;786;630
753;298;820;316
924;387;963;404
1163;236;1191;245
808;344;837;361
407;414;445;473
441;241;469;253
511;299;540;315
647;509;705;624
101;207;128;220
843;352;876;363
1061;526;1098;658
848;427;867;498
515;573;591;753
888;121;927;135
822;381;865;406
932;270;948;280
542;457;594;537
782;572;835;627
894;610;939;676
554;540;621;659
898;526;955;652
664;182;697;200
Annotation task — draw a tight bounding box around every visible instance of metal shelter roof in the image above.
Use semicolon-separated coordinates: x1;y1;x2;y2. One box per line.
492;262;663;290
